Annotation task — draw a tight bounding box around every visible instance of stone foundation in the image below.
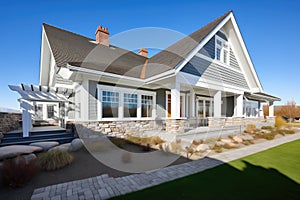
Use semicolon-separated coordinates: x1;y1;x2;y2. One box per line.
165;119;185;134
208;117;275;127
0;112;22;135
75;120;159;137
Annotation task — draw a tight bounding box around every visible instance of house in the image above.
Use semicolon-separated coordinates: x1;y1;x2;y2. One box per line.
10;10;280;137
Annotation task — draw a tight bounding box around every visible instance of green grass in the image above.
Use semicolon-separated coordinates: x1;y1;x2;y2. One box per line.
111;139;300;200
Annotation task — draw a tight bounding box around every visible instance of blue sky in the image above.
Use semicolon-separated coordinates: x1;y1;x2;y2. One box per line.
0;0;299;109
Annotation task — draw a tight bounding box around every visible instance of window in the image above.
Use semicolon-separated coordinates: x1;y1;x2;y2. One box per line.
123;93;137;117
141;95;153;117
215;36;229;65
102;91;119;118
47;105;55;118
243;100;258;117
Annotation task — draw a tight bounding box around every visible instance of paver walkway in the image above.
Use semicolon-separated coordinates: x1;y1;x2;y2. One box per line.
31;132;300;200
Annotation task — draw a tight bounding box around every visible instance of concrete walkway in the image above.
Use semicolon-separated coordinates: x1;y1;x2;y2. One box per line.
31;132;300;200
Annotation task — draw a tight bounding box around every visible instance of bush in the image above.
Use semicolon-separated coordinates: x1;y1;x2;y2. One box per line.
37;150;74;171
255;132;277;140
261;126;273;130
277;129;296;135
192;140;203;146
149;136;165;145
211;145;222;153
245;124;256;133
185;147;194;159
110;137;126;148
1;155;38;188
125;135;165;146
275;117;286;128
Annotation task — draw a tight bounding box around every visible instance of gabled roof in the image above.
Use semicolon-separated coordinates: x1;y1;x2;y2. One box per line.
146;10;232;77
43;11;232;79
43;23;147;78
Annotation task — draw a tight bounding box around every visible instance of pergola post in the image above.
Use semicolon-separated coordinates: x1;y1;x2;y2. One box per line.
20;99;33;137
269;101;274;117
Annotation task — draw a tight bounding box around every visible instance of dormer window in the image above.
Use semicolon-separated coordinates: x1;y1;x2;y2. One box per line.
215;35;229;65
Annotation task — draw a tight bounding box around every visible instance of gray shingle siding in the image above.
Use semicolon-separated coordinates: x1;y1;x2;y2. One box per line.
229;47;241;70
199;36;215;59
88;80;98;120
181;56;249;89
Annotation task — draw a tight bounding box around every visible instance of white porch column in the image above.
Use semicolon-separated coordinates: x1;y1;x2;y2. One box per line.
81;80;89;120
235;94;244;117
190;89;195;117
171;82;181;119
20;99;33;137
269;101;274;117
214;91;221;118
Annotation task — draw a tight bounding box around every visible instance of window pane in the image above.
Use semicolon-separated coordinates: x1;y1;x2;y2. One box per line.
142;95;153;117
47;105;55;118
102;91;119;118
216;48;221;60
124;93;137;117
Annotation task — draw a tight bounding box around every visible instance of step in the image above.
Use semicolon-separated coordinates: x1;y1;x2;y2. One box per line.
0;136;75;147
30;129;67;136
3;132;22;138
1;133;74;143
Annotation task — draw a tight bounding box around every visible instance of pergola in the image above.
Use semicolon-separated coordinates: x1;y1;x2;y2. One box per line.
9;84;73;137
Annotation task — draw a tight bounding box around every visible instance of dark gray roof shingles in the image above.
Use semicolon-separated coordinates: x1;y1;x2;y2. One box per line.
43;10;231;79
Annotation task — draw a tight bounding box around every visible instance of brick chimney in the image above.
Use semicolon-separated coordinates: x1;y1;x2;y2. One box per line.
95;26;109;46
138;48;148;58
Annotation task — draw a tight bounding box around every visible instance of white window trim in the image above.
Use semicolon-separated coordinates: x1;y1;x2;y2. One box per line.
97;84;156;121
215;35;230;66
196;96;214;118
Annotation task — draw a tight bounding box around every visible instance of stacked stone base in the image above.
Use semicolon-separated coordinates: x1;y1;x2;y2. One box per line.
76;120;159;137
165;119;185;134
0;112;22;134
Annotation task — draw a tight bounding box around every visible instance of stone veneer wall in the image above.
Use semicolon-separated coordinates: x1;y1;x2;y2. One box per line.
77;120;159;137
208;117;275;127
165;119;186;134
0;112;22;135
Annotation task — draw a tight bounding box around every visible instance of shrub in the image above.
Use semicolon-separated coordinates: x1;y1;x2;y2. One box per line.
192;140;203;146
277;129;295;135
211;145;222;153
275;117;286;128
261;126;273;130
185;147;194;159
37;150;74;171
1;155;38;188
149;136;165;145
245;124;256;133
255;132;277;140
110;137;126;148
125;135;165;146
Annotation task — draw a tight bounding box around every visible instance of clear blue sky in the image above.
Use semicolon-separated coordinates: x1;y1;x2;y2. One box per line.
0;0;299;109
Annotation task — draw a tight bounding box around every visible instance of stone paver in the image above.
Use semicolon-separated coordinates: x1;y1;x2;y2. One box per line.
31;132;300;200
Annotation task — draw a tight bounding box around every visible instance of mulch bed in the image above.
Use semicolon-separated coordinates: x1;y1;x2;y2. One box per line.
0;145;190;200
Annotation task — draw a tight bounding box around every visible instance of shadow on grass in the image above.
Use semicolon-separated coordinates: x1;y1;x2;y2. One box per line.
112;160;300;200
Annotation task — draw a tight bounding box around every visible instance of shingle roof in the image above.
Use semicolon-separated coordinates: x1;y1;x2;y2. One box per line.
43;10;231;79
146;10;232;78
43;23;147;78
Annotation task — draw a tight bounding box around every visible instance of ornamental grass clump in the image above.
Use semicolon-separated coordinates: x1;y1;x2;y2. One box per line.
275;117;286;128
37;150;74;171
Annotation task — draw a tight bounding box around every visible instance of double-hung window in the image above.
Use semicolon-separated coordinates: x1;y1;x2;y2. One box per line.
124;93;138;118
141;95;153;117
102;91;119;118
215;35;229;65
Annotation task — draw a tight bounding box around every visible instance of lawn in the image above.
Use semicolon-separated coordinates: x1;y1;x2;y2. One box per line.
112;139;300;200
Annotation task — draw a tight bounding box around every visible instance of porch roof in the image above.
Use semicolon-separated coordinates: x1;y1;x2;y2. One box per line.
245;92;281;102
8;84;73;102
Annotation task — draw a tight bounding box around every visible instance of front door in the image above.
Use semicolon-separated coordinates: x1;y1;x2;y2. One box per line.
197;97;214;118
